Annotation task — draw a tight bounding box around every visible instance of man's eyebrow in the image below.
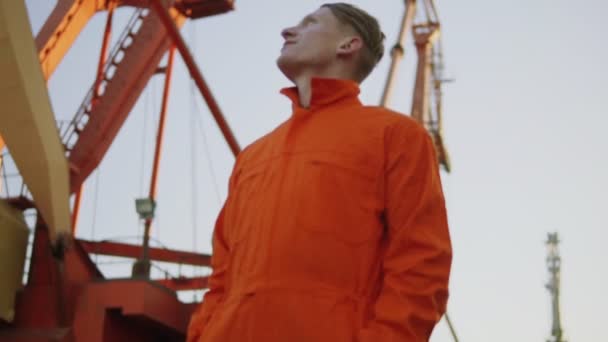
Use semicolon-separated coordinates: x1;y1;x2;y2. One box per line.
300;14;317;24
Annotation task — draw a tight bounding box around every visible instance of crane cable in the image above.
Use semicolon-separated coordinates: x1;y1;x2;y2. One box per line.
188;23;222;207
153;66;161;242
190;81;200;294
188;22;223;300
189;22;199;263
445;312;460;342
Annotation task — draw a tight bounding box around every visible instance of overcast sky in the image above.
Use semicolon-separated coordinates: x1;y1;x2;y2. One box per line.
24;1;608;341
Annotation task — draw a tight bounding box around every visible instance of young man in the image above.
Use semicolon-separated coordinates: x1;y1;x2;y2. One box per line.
187;3;452;341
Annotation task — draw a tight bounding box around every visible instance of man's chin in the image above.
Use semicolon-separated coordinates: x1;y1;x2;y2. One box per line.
276;53;291;67
276;56;298;81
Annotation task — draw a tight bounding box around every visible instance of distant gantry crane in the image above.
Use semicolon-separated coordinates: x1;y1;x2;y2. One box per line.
546;233;566;342
381;0;451;172
380;1;457;340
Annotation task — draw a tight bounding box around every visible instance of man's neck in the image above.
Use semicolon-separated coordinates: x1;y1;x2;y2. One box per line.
293;75;313;108
290;66;355;108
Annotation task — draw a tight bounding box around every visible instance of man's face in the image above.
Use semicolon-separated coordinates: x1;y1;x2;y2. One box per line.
277;7;346;79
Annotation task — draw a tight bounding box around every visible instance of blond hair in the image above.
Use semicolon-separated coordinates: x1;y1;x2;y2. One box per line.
322;3;385;81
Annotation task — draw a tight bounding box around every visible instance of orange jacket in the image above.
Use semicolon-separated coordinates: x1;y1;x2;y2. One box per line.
187;78;452;342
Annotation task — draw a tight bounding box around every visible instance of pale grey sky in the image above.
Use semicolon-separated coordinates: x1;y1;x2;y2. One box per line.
24;1;608;341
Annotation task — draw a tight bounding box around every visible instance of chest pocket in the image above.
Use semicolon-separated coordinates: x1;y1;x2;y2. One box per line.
294;152;382;245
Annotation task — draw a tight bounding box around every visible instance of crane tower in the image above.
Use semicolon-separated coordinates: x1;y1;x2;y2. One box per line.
546;232;566;342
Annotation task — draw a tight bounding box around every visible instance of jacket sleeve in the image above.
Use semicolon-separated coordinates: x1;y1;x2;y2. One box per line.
358;120;452;342
187;159;239;342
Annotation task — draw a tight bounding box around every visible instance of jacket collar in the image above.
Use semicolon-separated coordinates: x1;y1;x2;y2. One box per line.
280;77;362;114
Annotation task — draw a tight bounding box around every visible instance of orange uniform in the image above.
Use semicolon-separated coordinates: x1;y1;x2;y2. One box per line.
187;78;452;342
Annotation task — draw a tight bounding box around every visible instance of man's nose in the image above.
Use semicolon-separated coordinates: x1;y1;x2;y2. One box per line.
281;26;296;40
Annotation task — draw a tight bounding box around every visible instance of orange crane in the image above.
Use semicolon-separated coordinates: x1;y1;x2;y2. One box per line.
1;1;236;340
380;0;456;339
0;0;453;340
382;0;450;172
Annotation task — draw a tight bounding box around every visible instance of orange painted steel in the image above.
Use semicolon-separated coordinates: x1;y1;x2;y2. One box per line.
137;45;177;277
36;0;104;80
148;46;176;203
66;7;187;193
70;280;193;341
70;186;83;233
79;239;211;267
1;2;235;339
36;0;233;79
411;23;450;171
11;223;102;332
150;0;241;157
71;5;115;235
411;24;439;123
379;0;450;172
175;0;235;19
37;0;238;192
380;0;416;107
4;222;200;340
94;4;116;96
157;276;210;292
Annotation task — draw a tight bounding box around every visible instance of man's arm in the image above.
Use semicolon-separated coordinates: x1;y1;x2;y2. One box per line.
359;120;452;341
186;206;229;342
187;158;240;342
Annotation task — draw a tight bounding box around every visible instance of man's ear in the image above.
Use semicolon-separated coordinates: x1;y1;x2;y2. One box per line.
337;36;363;57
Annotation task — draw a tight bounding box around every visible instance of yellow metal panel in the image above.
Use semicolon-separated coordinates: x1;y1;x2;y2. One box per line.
0;1;71;241
0;200;29;323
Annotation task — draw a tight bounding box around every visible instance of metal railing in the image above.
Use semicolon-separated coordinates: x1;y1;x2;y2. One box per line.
61;8;150;154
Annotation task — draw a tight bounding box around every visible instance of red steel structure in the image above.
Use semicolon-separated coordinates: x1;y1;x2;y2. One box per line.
1;1;236;341
0;0;453;341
